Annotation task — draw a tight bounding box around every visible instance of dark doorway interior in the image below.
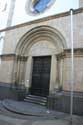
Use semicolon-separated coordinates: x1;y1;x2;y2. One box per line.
31;56;51;97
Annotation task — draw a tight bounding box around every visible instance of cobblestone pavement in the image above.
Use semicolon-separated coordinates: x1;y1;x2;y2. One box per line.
0;100;83;125
0;113;83;125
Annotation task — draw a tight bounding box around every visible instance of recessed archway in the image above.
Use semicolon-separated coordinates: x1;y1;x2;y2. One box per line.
12;25;67;96
15;25;67;55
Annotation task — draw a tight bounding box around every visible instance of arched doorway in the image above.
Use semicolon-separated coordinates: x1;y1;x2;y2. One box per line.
13;25;67;96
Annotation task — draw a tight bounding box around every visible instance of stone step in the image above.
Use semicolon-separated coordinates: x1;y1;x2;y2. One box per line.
27;95;47;100
24;95;47;106
26;96;47;102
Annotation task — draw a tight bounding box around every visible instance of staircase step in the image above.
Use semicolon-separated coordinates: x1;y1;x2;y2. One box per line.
27;95;47;100
24;98;46;106
25;96;47;102
25;95;47;102
24;95;47;106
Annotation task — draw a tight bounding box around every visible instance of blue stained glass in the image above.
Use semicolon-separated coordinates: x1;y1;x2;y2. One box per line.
34;0;51;13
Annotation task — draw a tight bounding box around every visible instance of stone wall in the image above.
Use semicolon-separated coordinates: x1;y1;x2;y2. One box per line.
0;9;83;93
0;54;15;83
47;91;83;115
63;55;83;92
2;10;83;54
79;0;83;7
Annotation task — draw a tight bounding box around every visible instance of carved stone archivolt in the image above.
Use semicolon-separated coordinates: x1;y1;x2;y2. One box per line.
12;25;67;91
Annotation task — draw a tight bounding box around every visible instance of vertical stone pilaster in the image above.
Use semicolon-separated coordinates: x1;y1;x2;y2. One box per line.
59;59;64;89
7;0;16;27
49;55;57;93
25;56;33;88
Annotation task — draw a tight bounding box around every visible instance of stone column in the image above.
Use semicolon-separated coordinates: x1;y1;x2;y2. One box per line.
59;58;64;90
25;56;33;89
49;55;57;93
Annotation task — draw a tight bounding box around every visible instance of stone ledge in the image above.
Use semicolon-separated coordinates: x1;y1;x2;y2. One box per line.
0;8;83;33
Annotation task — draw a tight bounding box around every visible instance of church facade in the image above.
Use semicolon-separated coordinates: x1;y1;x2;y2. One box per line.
0;0;83;115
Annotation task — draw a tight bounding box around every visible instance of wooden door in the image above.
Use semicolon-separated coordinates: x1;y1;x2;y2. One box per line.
31;56;51;97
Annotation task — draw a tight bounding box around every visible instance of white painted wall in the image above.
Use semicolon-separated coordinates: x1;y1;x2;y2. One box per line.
0;0;11;57
12;0;79;26
0;0;11;29
0;0;79;28
0;0;79;56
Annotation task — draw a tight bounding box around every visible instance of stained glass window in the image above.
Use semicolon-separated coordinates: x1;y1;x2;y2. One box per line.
33;0;51;13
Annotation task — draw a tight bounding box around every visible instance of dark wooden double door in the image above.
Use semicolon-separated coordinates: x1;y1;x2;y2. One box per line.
31;56;51;97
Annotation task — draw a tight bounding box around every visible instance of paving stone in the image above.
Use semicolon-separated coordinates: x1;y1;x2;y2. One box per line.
3;99;65;118
32;120;69;125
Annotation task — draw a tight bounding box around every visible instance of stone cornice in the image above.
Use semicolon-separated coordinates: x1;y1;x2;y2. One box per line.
1;48;83;61
56;48;83;60
0;54;27;61
0;53;16;61
16;55;27;61
0;8;83;33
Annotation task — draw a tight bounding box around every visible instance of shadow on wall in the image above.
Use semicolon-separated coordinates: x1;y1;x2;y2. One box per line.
0;82;27;101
